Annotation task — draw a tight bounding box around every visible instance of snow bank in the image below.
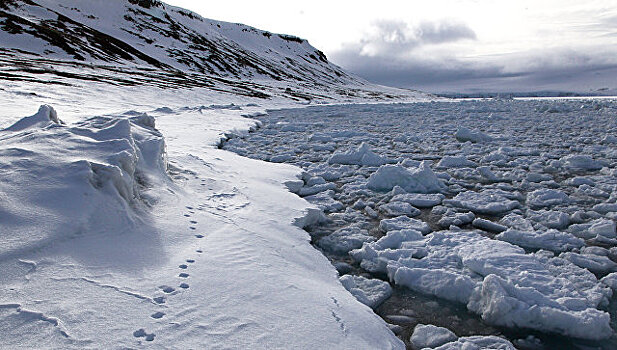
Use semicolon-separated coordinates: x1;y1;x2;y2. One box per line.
367;162;446;193
0;106;167;259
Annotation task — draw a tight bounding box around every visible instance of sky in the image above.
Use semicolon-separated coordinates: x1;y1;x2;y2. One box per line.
165;0;617;94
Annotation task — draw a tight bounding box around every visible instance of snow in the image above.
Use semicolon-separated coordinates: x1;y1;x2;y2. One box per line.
0;88;408;348
409;324;457;349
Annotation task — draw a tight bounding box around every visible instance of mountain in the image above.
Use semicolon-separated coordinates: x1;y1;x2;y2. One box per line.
0;0;427;101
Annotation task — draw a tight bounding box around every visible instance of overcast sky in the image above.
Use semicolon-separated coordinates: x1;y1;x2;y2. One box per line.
166;0;617;93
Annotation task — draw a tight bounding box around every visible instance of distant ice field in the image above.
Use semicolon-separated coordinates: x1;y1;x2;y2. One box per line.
223;99;617;349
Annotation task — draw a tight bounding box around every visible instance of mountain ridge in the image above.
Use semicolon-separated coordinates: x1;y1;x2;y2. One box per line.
0;0;429;101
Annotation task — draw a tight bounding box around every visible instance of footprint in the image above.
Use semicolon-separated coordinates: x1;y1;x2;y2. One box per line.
153;296;166;304
133;328;156;341
151;312;165;319
186;206;193;210
190;220;198;224
195;234;204;238
179;264;188;269
179;273;189;278
184;214;191;217
186;259;195;263
196;249;203;253
162;286;175;293
190;227;196;230
179;283;189;289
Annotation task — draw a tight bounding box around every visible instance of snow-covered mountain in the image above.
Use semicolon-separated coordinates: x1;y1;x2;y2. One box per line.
0;0;426;101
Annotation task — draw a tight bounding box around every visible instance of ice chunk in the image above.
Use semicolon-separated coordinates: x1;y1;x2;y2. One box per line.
496;229;584;252
328;142;386;166
601;273;617;291
409;324;457;349
391;193;445;208
318;226;375;254
472;218;507;233
560;155;604;171
367;162;446;193
468;274;612;340
379;202;421;217
526;188;569;208
560;252;617;275
454;127;492;143
526;210;569;230
433;335;516;350
445;190;519;215
436;156;477;168
379;216;431;234
339;275;392;309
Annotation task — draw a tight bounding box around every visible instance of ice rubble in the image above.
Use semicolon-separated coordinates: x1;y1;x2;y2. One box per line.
224;100;617;345
351;229;613;340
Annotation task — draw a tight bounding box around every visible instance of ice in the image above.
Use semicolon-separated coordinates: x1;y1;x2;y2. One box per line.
444;190;520;215
436;155;477;168
367;162;446;193
472;218;507;233
328;142;387;166
526;188;569;208
496;229;584;252
560;154;605;170
379;201;421;217
433;335;516;350
409;324;457;349
454;127;492;143
339;275;393;309
560;252;617;275
391;193;445;208
380;216;431;234
357;229;615;340
318;226;376;254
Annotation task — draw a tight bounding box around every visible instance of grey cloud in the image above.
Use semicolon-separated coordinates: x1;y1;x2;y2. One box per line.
331;46;617;93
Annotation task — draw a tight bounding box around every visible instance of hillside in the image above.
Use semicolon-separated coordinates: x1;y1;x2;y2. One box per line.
0;0;427;101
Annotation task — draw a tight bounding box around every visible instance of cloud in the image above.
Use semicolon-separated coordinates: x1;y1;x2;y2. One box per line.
331;19;617;93
355;19;476;57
